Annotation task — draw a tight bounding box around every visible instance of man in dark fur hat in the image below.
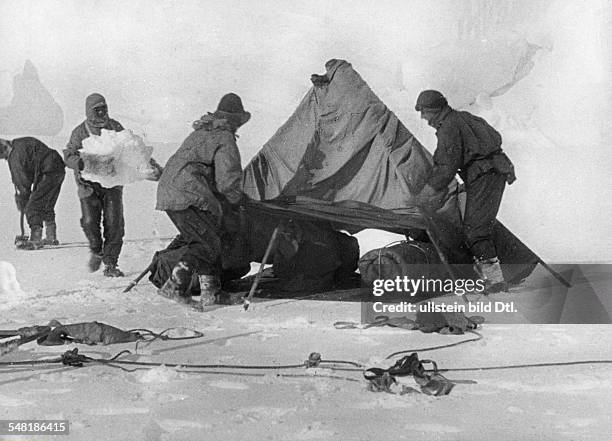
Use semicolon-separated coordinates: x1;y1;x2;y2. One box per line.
156;93;250;309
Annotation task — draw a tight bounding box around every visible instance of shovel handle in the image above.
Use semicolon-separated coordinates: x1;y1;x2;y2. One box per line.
19;210;25;236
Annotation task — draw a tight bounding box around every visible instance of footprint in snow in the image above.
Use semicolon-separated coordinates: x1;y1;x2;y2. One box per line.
85;406;150;416
295;422;337;440
0;394;34;407
408;423;462;433
209;380;249;390
158;419;212;432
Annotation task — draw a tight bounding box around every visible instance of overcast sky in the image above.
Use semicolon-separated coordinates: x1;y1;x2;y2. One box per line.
0;0;610;261
1;0;577;146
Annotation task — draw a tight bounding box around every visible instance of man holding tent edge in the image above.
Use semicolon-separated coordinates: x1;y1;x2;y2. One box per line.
155;93;250;309
414;90;516;293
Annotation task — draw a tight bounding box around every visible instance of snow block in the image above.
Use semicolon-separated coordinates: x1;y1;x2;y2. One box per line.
81;129;156;188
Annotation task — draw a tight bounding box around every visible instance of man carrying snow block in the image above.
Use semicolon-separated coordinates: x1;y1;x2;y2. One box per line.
414;90;516;293
63;93;133;277
0;137;65;249
156;93;250;310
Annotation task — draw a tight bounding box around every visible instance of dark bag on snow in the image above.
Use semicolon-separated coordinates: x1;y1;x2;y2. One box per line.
148;246;250;295
37;321;140;346
359;241;446;290
415;311;484;334
272;221;359;292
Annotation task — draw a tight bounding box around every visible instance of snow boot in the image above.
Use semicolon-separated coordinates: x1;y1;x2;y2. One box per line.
88;252;103;272
103;263;125;278
158;261;193;304
475;257;507;294
198;275;221;307
42;220;59;246
192;275;236;311
19;226;43;250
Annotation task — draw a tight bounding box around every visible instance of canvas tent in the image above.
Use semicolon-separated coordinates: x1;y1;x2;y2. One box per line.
243;59;458;212
238;59;539;287
151;59;540;294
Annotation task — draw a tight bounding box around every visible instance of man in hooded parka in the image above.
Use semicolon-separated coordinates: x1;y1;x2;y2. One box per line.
63;93;126;277
0;136;65;248
156;93;250;309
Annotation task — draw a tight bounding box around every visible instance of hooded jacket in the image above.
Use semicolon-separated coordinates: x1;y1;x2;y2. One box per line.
156;115;243;223
7;137;65;200
427;106;516;190
63;94;124;198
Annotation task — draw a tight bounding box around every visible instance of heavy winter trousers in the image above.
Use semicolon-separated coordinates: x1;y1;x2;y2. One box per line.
79;185;124;266
25;170;65;228
463;171;506;260
165;207;222;276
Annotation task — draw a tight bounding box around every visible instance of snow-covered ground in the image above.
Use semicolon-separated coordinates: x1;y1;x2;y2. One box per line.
1;242;612;441
1;1;611;440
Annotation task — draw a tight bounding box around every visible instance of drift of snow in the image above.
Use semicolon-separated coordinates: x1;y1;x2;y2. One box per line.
137;364;181;384
80;129;156;188
0;261;25;307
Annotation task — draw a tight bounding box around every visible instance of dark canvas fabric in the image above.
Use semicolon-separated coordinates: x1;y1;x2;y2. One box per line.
235;60;538;289
242;59;460;211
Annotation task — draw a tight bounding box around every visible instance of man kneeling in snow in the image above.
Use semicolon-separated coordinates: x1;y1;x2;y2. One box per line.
0;137;65;249
155;93;250;309
414;90;516;293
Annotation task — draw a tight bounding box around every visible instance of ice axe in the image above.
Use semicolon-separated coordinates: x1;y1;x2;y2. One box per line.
123;263;154;293
243;225;281;311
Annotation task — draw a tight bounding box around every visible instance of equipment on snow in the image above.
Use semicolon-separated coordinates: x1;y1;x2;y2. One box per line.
364;353;455;396
359;240;445;297
0;325;51;356
123;264;153;293
334;315;418;330
36;321;140;346
334;313;484;335
415;311;484;334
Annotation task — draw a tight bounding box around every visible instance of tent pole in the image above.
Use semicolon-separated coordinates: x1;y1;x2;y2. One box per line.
418;207;469;305
536;259;572;287
243;225;281;311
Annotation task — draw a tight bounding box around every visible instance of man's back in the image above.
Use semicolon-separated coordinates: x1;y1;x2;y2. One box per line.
156;123;241;218
438;109;502;163
8;137;64;188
